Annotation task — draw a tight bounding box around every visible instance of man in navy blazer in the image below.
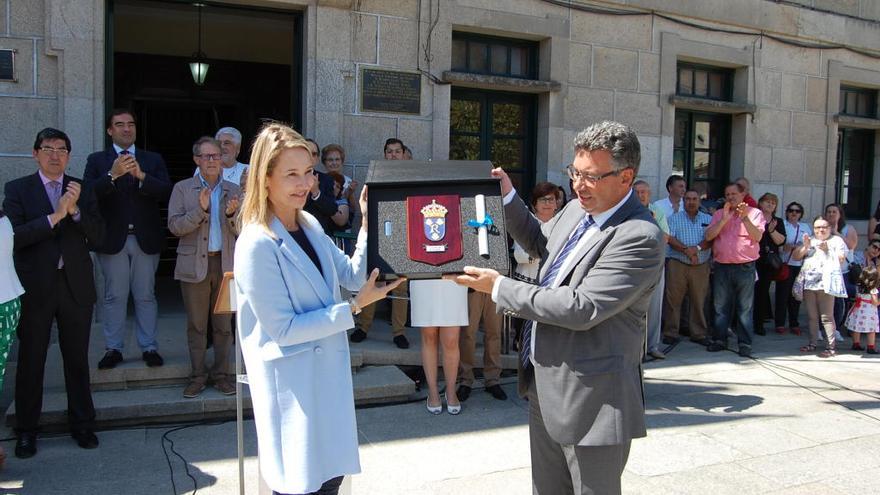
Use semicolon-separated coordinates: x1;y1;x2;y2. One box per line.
83;109;171;370
3;128;105;458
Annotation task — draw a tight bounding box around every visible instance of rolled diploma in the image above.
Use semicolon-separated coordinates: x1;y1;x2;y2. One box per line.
475;194;489;258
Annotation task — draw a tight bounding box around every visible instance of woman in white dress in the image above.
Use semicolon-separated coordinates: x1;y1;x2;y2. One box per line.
413;278;468;415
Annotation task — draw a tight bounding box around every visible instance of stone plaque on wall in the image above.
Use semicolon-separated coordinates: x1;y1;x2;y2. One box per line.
360;67;421;115
0;49;16;82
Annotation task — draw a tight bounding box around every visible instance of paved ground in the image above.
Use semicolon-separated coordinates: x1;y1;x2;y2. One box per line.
2;328;880;494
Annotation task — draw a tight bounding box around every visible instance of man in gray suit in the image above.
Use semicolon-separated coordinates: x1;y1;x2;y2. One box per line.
449;121;664;494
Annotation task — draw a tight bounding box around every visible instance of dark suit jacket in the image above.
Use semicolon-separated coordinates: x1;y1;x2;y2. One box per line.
303;170;339;235
2;173;104;306
498;191;664;446
83;147;171;255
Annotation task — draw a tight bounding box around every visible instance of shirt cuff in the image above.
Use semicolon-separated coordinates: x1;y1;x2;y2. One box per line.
71;211;81;223
46;215;56;228
311;190;321;201
491;275;506;303
502;188;517;206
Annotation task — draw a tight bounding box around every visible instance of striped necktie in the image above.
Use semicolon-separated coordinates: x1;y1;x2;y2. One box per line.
520;214;595;370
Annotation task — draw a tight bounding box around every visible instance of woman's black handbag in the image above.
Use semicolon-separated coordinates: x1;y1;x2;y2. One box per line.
765;251;783;272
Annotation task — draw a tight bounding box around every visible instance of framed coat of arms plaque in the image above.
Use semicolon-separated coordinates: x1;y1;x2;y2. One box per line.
365;160;509;280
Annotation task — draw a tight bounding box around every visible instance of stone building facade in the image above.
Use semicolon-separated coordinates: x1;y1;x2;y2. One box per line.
2;0;880;235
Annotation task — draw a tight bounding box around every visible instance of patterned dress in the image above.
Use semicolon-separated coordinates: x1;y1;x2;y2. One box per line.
845;289;879;334
0;215;24;392
0;297;20;391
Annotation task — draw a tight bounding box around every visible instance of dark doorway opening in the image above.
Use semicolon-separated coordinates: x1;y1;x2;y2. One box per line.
107;0;303;274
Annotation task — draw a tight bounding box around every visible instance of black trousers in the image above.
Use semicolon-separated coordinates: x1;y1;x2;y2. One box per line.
753;267;774;332
273;477;343;495
775;265;802;328
15;270;96;432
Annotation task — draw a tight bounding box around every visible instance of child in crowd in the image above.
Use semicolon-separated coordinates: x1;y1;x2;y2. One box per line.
845;266;880;354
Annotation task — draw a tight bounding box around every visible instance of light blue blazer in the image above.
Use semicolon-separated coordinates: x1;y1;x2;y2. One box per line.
234;212;367;493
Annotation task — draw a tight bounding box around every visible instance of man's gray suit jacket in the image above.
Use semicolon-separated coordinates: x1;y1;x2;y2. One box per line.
496;191;664;447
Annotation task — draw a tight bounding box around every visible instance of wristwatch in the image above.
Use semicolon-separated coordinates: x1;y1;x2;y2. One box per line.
348;296;362;315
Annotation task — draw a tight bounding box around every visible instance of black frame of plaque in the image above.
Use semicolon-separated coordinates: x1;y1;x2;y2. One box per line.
0;49;17;82
360;66;421;115
366;160;509;280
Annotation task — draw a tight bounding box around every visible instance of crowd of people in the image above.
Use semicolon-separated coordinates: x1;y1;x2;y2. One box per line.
646;175;880;362
2;113;878;495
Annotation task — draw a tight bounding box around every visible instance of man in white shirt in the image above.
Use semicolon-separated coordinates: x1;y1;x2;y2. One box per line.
652;174;685;220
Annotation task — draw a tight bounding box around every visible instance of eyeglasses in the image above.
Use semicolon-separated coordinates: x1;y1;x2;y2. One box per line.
196;153;222;161
870;244;880;250
39;146;69;156
566;165;625;184
536;197;556;204
814;225;830;229
786;209;802;214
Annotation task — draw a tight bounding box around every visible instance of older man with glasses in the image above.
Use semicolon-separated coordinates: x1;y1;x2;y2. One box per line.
4;128;104;457
168;137;241;398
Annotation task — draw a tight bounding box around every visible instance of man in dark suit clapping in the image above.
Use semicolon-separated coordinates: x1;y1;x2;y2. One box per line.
3;128;105;458
450;122;664;494
84;109;171;370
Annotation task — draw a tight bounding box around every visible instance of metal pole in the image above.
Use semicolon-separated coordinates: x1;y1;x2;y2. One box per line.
502;313;512;354
236;328;245;495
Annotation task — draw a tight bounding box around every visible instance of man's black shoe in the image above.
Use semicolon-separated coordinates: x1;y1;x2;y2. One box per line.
393;335;410;349
71;429;99;449
457;385;471;402
738;346;752;358
691;337;712;347
661;336;679;345
142;350;164;367
14;432;37;459
97;349;123;370
485;384;508;401
350;329;367;343
706;342;726;352
754;327;766;336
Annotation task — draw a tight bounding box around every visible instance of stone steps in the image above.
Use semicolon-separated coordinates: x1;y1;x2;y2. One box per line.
3;310;514;430
4;365;415;431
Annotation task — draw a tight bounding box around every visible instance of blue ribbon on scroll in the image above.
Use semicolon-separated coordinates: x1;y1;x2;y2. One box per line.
467;214;494;229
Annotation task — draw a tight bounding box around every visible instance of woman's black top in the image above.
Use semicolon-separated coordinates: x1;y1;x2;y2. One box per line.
757;215;786;275
289;229;323;277
760;215;786;255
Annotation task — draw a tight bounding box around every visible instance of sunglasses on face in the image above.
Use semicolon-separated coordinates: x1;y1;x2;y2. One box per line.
786;209;802;213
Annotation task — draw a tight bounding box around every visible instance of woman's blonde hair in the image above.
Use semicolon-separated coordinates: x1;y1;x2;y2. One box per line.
239;122;312;232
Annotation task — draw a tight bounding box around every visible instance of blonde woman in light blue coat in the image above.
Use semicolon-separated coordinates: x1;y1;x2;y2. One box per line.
234;124;404;495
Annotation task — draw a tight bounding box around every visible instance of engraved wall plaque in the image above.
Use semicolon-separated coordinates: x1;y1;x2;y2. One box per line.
0;49;16;82
360;67;421;115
